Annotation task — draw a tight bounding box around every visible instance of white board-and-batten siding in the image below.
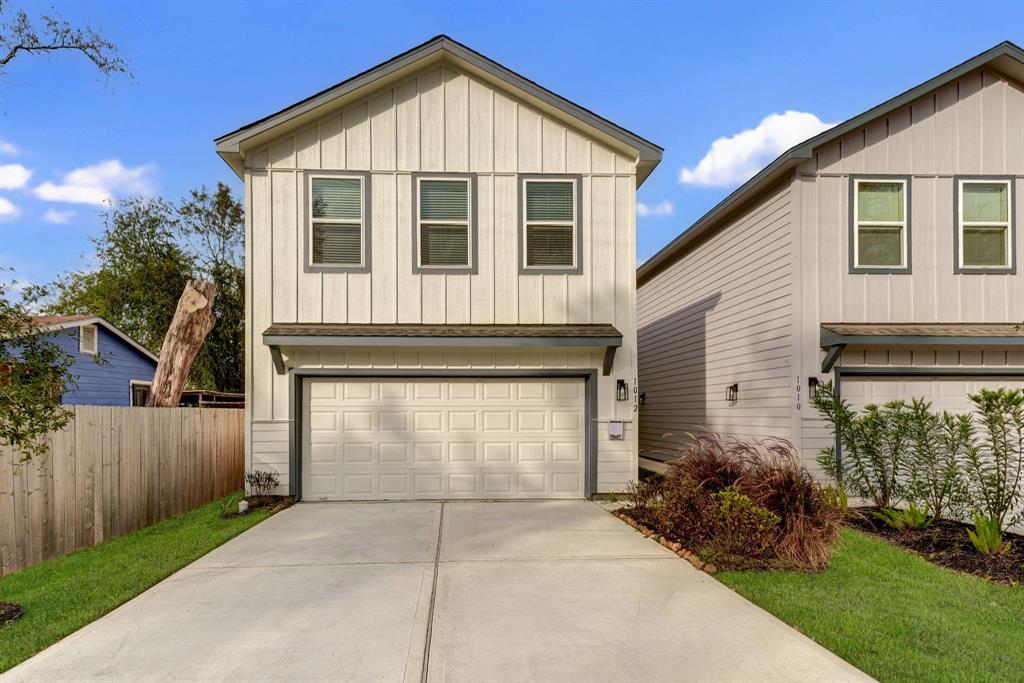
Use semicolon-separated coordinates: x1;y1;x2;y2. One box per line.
245;62;639;494
637;182;794;456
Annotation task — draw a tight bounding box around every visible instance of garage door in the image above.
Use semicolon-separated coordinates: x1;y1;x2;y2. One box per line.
843;375;1024;413
302;377;586;500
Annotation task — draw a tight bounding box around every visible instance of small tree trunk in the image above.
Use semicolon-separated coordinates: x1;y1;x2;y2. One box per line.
147;280;217;407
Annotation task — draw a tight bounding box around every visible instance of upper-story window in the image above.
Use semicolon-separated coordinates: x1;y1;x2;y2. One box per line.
308;174;369;271
79;324;98;354
851;177;910;273
415;175;475;272
956;178;1014;273
520;176;581;273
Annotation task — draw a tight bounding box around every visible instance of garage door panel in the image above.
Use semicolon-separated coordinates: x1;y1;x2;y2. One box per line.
302;378;586;500
845;375;1024;414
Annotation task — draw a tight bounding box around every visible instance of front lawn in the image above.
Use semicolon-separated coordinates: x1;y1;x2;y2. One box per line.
718;529;1024;683
0;492;268;673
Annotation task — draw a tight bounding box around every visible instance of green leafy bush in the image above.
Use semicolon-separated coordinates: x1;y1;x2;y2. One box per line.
966;514;1012;556
874;504;933;530
962;388;1024;532
905;399;969;520
702;486;780;563
811;383;911;508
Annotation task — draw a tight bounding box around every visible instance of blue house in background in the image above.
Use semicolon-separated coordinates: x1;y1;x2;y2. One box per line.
33;316;159;406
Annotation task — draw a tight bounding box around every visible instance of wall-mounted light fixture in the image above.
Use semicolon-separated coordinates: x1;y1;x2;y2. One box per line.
639;392;646;406
616;379;629;401
726;383;739;404
808;376;819;401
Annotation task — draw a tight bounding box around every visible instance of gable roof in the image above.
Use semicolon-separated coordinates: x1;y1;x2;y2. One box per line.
215;35;663;183
637;40;1024;286
33;315;160;364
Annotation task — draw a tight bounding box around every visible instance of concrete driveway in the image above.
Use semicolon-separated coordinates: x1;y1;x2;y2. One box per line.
2;502;871;683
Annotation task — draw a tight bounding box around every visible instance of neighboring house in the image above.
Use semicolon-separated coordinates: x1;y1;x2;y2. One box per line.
32;315;158;407
637;41;1024;474
215;36;662;499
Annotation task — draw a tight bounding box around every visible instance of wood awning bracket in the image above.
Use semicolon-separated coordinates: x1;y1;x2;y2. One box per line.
269;345;286;375
602;346;617;376
821;344;846;374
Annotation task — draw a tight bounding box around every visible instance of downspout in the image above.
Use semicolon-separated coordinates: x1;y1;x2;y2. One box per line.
834;368;843;484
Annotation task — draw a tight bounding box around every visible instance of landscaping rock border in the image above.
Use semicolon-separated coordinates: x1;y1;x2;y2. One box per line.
611;509;717;575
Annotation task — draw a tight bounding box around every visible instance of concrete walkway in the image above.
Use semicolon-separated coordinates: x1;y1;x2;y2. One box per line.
2;501;872;682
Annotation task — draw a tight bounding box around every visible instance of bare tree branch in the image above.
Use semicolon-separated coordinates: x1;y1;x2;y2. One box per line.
0;1;132;80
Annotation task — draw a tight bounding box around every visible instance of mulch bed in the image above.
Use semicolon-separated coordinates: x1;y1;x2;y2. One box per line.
220;495;294;519
847;506;1024;586
0;602;24;629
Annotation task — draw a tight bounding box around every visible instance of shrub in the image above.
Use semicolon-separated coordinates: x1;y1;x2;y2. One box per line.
874;504;933;530
245;469;280;497
905;399;970;520
966;514;1012;556
962;388;1024;532
811;383;911;508
701;486;779;564
626;434;842;570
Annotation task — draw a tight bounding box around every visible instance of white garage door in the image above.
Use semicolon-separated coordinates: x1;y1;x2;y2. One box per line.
302;377;586;500
843;375;1024;413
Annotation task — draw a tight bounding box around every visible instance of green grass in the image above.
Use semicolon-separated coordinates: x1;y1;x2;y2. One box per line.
718;529;1024;683
0;492;269;673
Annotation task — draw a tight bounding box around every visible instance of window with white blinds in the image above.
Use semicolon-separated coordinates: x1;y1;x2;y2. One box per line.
309;176;364;267
523;179;577;269
79;324;98;354
417;177;471;268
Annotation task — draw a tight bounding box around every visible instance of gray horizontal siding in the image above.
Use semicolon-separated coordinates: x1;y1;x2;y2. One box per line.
637;182;793;455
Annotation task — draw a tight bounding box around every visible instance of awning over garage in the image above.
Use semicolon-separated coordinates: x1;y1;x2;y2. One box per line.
263;323;623;375
819;322;1024;372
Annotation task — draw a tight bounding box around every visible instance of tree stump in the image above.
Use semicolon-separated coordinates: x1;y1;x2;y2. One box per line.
147;280;217;407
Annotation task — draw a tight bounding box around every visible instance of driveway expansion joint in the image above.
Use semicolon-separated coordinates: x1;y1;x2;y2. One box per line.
420;501;445;683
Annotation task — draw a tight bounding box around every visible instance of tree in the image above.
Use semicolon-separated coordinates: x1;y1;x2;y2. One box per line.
45;185;246;394
177;183;244;392
0;280;74;463
46;197;194;356
0;1;131;79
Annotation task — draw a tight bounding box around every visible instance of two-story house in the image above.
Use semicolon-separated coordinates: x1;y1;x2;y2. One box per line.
637;41;1024;474
216;36;661;499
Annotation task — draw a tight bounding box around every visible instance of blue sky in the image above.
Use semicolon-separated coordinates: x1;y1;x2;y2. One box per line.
1;0;1022;290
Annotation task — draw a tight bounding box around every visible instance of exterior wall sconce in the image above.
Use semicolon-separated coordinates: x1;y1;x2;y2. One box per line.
808;376;819;401
616;379;629;401
639;392;646;406
726;383;739;404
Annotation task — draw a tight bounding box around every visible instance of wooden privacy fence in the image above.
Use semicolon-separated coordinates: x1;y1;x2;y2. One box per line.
0;406;244;576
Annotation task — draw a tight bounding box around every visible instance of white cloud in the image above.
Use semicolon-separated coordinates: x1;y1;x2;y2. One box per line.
637;200;674;217
43;208;76;224
680;111;835;187
0;164;32;190
34;159;158;206
0;140;18;156
0;196;19;219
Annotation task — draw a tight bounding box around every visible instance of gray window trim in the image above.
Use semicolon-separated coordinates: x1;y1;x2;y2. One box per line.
518;174;583;275
848;174;912;274
953;175;1016;275
411;172;478;274
287;368;599;501
304;171;372;274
